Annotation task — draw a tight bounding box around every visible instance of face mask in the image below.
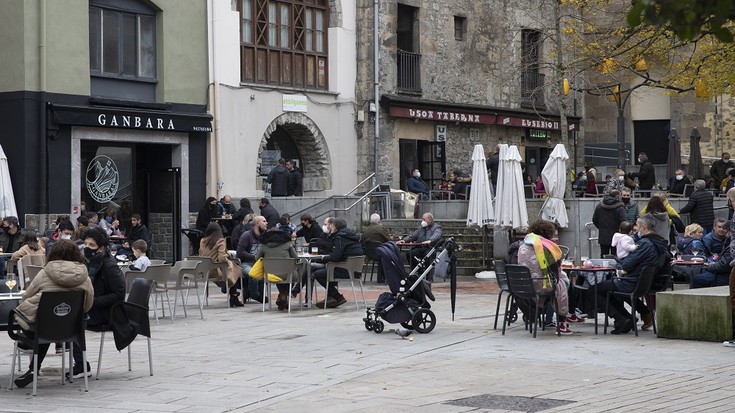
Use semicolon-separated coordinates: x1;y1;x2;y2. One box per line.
322;225;329;233
724;158;730;162
637;231;643;238
60;234;72;240
421;220;428;228
638;158;642;163
675;175;683;181
414;172;421;178
581;176;587;181
622;197;630;205
618;176;624;181
105;216;113;223
84;247;100;260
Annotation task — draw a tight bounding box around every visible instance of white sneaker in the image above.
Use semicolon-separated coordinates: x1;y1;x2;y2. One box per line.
723;340;735;347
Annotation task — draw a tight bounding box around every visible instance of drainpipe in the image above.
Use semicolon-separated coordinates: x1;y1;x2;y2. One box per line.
208;0;223;199
372;0;379;187
39;0;48;230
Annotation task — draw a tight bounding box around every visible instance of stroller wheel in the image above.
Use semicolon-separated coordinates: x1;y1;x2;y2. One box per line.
412;309;436;334
364;321;373;331
373;320;384;334
400;321;413;330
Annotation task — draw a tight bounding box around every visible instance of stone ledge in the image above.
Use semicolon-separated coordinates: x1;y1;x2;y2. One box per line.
656;286;733;342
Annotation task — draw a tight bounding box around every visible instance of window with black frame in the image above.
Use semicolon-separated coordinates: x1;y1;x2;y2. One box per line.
238;0;329;89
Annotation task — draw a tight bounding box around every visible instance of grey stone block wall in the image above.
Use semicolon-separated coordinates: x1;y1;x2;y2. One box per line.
149;212;173;262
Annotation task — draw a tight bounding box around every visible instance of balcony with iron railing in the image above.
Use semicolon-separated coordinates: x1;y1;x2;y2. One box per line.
397;49;422;94
521;71;545;108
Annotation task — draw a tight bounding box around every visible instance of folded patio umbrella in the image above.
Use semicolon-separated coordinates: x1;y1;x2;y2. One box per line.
540;144;569;227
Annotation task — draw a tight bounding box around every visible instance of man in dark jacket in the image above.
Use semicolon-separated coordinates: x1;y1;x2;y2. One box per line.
267;158;290;197
630;152;656;190
72;227;125;378
237;215;266;302
692;247;733;288
295;214;323;243
121;214;153;257
259;198;280;228
486;144;501;190
679;179;715;233
668;169;692;195
286;160;303;196
406;168;431;199
710;152;734;190
702;218;729;257
398;212;443;279
0;216;23;275
312;218;363;308
232;198;254;224
596;213;668;334
592;190;627;257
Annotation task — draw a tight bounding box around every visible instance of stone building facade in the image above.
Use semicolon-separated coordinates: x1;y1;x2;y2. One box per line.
354;0;581;191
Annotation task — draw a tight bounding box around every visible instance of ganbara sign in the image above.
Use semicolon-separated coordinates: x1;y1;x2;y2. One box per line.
86;155;119;203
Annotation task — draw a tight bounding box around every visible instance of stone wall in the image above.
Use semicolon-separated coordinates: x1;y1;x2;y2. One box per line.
149;212;174;262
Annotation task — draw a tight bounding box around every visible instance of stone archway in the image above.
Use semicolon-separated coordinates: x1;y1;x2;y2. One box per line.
259;112;332;192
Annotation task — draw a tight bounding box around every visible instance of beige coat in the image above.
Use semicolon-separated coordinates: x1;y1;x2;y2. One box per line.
15;260;94;330
199;237;240;287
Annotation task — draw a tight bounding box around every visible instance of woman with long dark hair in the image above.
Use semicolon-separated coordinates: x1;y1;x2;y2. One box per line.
199;222;243;307
196;197;220;232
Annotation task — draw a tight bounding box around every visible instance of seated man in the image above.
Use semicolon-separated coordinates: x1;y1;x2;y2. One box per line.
702;218;730;258
405;168;431;199
119;214;152;257
397;213;442;281
596;213;668;334
236;215;266;302
692;247;732;288
312;218;363;308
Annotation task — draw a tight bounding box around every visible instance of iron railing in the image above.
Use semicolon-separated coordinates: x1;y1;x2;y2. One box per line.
521;71;545;108
397;49;422;93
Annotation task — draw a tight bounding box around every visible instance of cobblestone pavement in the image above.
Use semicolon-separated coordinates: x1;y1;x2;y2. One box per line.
0;278;732;412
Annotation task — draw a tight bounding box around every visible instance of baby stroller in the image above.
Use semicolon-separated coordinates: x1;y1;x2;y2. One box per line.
181;228;203;255
363;237;458;334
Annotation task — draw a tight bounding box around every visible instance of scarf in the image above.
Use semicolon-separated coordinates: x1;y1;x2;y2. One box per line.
523;233;562;288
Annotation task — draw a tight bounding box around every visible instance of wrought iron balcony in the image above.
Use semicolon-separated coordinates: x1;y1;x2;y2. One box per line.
397;49;422;94
521;71;545;108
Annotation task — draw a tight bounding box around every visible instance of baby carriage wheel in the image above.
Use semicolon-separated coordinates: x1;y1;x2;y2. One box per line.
412;309;436;333
364;321;373;331
373;320;384;334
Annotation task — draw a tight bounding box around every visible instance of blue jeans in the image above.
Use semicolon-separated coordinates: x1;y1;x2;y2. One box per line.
692;271;729;288
240;263;264;301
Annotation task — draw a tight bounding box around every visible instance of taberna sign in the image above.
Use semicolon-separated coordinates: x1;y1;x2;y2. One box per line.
49;104;213;133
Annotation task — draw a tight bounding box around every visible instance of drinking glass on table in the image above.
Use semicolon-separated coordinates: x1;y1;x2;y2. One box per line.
5;273;17;292
691;246;699;256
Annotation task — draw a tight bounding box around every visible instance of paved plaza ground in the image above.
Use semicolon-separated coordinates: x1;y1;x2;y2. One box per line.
1;278;733;412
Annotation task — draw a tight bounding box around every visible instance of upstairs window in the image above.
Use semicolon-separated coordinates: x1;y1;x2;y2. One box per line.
89;4;156;81
239;0;329;90
454;16;466;41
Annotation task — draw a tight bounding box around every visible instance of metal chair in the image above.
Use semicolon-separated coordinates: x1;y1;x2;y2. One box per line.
149;259;166;265
8;290;89;396
362;241;383;282
185;256;230;307
129;264;173;324
504;264;558;338
168;260;204;321
492;260;513;332
24;265;44;285
94;277;154;380
261;257;300;313
604;266;657;336
18;255;45;288
323;256;367;310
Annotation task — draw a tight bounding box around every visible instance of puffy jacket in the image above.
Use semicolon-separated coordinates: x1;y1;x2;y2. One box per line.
319;228;364;264
702;231;729;256
679;189;715;228
633;161;656;190
592;195;627;246
617;233;669;293
268;165;290;197
406;176;430;197
677;236;704;255
86;252;126;320
622;200;639;223
255;230;298;260
403;222;443;244
15;260;94;330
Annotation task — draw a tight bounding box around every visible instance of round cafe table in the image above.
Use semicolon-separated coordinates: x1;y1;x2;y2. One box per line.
563;264;617;334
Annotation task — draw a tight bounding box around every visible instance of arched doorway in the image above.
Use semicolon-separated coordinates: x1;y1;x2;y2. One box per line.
258;112;332;192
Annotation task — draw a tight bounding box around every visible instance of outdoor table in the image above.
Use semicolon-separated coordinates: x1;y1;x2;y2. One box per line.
0;292;22;332
396;242;428;269
671;259;706;288
564;265;616;334
297;253;325;309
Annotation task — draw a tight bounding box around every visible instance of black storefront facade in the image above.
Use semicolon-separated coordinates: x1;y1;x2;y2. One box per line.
0;92;211;262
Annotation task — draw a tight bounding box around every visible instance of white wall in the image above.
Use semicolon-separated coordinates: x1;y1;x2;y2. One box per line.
631;85;671;121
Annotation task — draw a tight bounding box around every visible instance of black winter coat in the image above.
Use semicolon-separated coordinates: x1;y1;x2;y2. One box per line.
268;165;290;196
679;189;715;228
86;252;125;326
319;228;363;264
260;204;280;229
592;196;627;246
634;161;656;189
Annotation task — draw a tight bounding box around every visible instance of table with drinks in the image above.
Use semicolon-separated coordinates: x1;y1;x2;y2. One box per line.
0;278;22;332
296;244;324;309
562;257;617;334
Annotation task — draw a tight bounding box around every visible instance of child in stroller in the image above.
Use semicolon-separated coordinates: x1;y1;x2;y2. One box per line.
363;237;458;334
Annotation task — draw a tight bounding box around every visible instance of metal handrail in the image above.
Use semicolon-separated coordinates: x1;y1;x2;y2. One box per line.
288;173;376;223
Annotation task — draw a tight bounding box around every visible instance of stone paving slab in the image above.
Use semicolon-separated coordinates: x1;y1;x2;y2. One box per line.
0;280;733;412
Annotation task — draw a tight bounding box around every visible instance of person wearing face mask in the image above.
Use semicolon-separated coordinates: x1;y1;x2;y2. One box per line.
668;169;692;195
620;188;639;223
572;171;587;196
604;169;626;194
592;190;627;257
258;198;280;229
397;212;443;278
710;152;734;193
311;218;364;308
629;152;656;190
68;227;125;379
406;168;431;199
196;196;221;232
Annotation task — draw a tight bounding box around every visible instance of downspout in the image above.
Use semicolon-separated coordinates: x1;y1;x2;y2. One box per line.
39;0;48;230
372;0;379;187
208;0;223;199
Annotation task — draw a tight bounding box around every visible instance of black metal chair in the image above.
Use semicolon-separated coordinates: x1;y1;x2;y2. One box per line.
603;266;656;336
363;241;383;282
492;260;512;331
504;264;558;338
645;271;672;334
8;290;89;396
93;277;154;380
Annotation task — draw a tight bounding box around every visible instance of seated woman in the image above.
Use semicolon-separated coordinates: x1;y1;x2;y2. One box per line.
11;239;94;388
516;220;573;335
9;230;46;275
254;227;299;310
677;223;705;255
534;175;546;196
199;222;243;307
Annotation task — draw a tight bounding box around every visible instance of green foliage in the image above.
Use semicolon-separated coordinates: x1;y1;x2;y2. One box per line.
629;0;735;42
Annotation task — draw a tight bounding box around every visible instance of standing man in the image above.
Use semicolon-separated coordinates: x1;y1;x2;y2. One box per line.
258;198;280;229
679;179;715;233
486;143;501;190
630;152;655;190
0;216;23;275
620;188;639;223
406;168;431;199
70;227;125;378
397;212;443;279
710;152;734;191
592;190;627;257
312;218;363;308
286;160;303;196
267;158;290;197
